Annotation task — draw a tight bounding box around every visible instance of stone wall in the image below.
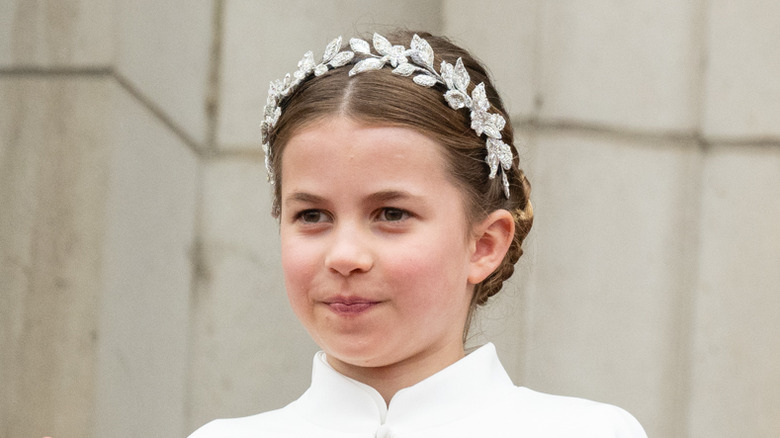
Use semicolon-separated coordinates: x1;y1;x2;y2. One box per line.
1;1;778;437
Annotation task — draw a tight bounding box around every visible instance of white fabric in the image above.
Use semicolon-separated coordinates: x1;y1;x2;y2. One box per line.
189;343;647;437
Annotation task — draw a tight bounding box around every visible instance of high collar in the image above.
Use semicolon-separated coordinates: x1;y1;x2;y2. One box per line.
292;343;515;433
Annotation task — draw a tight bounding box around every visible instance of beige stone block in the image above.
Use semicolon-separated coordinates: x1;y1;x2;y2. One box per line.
687;145;780;437
199;157;273;252
0;0;112;67
187;157;318;432
538;1;700;132
216;0;443;149
522;130;701;437
91;80;199;437
1;74;197;438
114;0;214;146
701;1;780;139
0;76;112;438
443;0;538;118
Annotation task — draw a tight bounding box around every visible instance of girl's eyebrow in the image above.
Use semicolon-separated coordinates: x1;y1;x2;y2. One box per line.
284;190;423;205
284;192;326;205
364;190;418;204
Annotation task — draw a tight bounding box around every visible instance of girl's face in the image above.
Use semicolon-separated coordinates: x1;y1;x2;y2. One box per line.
279;117;479;377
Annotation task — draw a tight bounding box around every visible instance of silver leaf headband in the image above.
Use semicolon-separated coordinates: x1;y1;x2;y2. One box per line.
261;33;513;198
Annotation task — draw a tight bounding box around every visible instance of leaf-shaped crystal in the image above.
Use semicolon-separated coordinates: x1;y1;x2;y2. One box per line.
471;111;487;136
264;94;278;113
329;51;354;67
492;113;506;132
261;108;280;139
314;63;329;76
322;36;342;62
499;148;512;170
486;152;499;179
471;83;490;112
270;106;281;124
386;45;407;67
350;38;371;54
453;58;470;93
444;90;470;110
349;57;385;76
268;81;280;99
373;33;392;55
283;73;292;87
277;73;293;93
261;126;269;144
486;138;513;173
264;155;273;182
298;51;316;73
413;74;438;87
410;34;434;67
475;112;506;139
393;63;417;76
501;174;510;198
265;94;277;108
440;61;454;89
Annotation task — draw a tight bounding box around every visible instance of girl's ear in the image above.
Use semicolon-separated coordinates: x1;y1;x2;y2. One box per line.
468;209;515;284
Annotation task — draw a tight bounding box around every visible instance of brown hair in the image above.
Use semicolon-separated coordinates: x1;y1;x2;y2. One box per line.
267;30;533;334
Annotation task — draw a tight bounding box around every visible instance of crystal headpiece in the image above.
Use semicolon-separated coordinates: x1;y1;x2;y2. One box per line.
261;33;513;198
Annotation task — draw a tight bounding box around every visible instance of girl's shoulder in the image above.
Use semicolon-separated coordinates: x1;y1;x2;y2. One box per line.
488;386;647;437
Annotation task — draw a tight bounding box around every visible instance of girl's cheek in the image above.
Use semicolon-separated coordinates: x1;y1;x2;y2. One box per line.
281;246;304;283
282;239;322;279
282;250;307;278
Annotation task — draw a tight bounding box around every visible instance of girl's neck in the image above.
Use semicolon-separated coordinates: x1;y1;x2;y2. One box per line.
326;342;466;406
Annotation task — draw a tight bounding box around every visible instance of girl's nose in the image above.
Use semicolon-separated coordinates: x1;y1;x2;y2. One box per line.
324;226;374;276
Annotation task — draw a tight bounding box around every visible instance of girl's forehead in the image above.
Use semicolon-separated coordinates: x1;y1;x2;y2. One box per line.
283;118;445;169
280;118;464;202
289;116;427;140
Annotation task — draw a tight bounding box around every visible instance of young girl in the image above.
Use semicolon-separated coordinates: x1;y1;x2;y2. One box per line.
190;30;646;437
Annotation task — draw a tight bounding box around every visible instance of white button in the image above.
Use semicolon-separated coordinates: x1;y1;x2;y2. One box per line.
375;424;394;438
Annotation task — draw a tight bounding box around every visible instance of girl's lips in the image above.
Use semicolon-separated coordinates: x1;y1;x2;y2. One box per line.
323;297;380;315
328;302;376;314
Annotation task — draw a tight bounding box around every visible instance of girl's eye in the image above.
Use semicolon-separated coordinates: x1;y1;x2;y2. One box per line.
378;208;409;222
298;210;328;223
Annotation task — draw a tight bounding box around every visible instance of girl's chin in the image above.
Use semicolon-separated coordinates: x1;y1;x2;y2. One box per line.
322;344;398;369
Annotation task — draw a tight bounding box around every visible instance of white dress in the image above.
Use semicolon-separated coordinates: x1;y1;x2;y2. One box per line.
189;343;647;437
